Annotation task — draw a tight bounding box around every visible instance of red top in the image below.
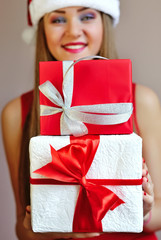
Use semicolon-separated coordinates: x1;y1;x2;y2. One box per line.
21;83;157;240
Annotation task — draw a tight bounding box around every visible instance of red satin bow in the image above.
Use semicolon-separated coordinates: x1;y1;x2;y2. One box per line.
34;135;124;232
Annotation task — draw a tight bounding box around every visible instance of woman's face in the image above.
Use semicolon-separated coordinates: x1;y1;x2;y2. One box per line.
43;7;103;61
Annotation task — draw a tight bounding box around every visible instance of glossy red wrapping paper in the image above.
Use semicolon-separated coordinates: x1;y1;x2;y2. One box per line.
39;59;133;135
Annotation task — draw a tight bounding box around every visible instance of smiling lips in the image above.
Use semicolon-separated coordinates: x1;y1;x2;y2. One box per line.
62;42;87;53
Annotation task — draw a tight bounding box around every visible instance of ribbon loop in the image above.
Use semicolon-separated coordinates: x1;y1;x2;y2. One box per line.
39;80;64;107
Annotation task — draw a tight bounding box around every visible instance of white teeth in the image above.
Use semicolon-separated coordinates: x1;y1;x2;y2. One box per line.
65;45;85;49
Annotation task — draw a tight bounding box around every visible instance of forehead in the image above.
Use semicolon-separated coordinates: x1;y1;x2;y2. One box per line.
55;6;88;11
47;6;99;15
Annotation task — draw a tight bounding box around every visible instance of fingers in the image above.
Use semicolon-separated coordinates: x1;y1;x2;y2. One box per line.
142;158;148;175
70;232;100;239
23;205;101;239
142;170;154;196
142;169;148;177
142;158;153;195
41;232;100;239
143;190;154;207
26;205;31;214
143;178;154;203
142;163;154;216
54;232;100;239
23;205;32;230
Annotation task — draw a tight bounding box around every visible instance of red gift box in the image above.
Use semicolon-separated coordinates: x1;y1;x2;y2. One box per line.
39;59;133;136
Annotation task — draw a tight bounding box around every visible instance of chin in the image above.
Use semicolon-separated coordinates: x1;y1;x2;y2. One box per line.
52;51;97;61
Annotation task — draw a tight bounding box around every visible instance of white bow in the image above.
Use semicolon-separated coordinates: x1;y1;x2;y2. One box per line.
39;82;133;136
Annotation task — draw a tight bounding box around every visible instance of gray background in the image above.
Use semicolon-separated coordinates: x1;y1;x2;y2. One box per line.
0;0;161;239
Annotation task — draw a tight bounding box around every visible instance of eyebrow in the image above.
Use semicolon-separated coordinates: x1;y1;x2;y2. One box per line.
54;7;89;14
78;7;89;12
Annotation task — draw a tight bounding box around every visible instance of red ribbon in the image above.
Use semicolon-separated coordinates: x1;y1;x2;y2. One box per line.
33;135;126;232
30;178;143;186
27;0;32;26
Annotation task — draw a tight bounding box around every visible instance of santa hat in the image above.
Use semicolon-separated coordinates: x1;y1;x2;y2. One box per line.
23;0;120;44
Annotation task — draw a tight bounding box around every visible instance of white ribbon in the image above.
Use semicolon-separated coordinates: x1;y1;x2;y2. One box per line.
39;56;133;136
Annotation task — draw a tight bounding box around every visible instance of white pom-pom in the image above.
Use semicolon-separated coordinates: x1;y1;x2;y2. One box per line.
22;26;37;45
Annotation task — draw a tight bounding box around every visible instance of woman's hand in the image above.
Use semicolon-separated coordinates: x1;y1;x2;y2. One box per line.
142;159;154;222
23;206;100;240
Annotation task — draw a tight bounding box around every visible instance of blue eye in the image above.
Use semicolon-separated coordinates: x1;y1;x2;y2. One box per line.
51;17;66;24
80;13;95;21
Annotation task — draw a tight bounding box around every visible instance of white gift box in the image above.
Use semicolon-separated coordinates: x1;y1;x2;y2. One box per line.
29;133;143;233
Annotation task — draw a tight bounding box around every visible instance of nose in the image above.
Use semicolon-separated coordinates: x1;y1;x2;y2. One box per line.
65;19;82;37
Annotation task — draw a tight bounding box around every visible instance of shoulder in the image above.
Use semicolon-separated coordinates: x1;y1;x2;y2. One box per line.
135;84;161;135
1;96;21;132
1;96;22;163
135;84;160;108
2;90;33;132
1;97;21;128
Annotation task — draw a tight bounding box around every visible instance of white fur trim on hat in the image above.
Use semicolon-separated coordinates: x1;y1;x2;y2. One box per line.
29;0;120;26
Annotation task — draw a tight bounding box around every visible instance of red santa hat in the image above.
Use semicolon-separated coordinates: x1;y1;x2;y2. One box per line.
23;0;120;44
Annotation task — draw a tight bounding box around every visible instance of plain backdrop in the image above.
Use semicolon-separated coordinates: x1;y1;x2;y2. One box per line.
0;0;161;239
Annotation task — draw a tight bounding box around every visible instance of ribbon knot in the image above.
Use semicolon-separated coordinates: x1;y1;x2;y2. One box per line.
33;135;125;232
80;176;87;187
62;105;69;114
62;106;67;111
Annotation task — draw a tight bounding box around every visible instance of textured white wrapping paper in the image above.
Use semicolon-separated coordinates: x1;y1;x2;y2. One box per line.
29;133;143;233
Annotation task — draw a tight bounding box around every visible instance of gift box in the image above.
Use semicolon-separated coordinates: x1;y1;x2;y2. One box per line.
29;133;143;233
39;59;133;136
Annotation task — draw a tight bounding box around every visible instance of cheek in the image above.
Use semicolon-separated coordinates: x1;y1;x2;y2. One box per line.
96;23;103;45
44;25;63;49
89;26;103;48
96;28;103;46
45;29;56;47
44;27;52;50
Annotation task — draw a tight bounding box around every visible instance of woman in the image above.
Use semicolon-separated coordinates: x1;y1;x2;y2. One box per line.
1;0;161;239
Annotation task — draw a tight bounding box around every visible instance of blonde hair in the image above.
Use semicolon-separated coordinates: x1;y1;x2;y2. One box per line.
19;13;118;208
100;14;118;59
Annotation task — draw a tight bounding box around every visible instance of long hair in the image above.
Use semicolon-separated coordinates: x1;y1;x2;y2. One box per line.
19;13;118;210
